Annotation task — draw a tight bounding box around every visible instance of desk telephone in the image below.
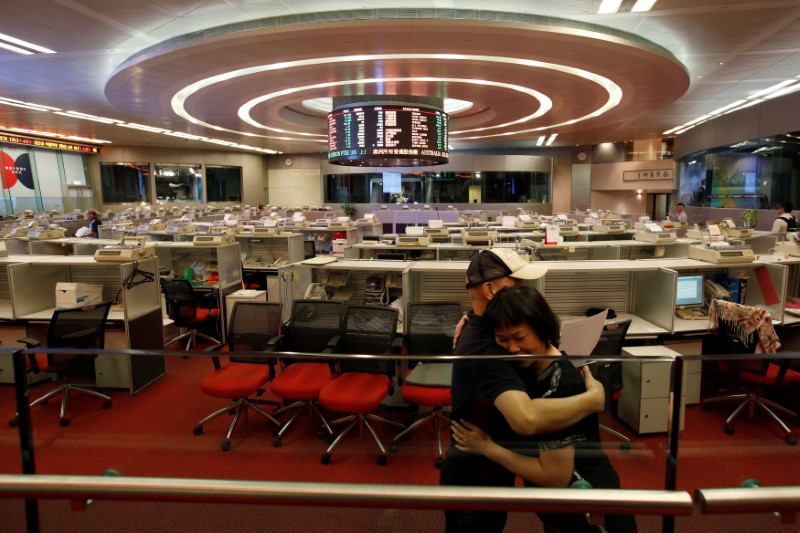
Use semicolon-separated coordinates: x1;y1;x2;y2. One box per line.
705;279;730;302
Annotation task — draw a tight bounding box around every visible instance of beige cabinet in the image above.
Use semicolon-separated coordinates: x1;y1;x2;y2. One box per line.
618;346;688;434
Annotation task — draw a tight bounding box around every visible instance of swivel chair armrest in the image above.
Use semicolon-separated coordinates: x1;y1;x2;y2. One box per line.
203;342;226;371
17;337;41;349
265;334;284;350
392;335;405;353
324;335;342;352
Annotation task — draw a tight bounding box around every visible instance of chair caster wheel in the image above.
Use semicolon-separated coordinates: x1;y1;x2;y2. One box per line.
193;425;203;435
221;439;231;452
273;437;282;447
390;442;398;453
8;418;18;428
620;442;632;452
785;435;797;446
435;457;444;469
321;452;331;465
59;418;71;428
102;400;112;409
377;454;387;466
724;425;735;435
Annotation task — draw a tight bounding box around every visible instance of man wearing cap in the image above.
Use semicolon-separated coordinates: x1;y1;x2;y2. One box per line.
440;248;605;533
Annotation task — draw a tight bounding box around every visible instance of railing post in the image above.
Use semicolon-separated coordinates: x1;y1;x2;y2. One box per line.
12;348;39;533
662;356;685;533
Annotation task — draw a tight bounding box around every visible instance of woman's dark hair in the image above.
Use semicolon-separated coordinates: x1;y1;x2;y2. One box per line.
484;285;561;348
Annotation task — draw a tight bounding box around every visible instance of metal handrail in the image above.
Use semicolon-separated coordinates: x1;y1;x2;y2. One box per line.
0;474;693;516
695;486;800;521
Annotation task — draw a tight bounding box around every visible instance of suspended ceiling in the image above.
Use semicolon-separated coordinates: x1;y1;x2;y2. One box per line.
0;1;799;155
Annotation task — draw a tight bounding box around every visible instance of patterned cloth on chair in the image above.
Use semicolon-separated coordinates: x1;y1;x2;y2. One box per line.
709;299;780;354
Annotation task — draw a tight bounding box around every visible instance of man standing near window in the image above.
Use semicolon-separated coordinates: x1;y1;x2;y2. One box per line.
771;202;796;232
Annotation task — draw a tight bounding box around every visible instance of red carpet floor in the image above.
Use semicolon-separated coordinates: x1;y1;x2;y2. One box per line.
0;353;798;532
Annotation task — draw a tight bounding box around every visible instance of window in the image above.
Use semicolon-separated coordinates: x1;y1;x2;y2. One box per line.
155;163;201;203
206;165;242;202
100;162;150;203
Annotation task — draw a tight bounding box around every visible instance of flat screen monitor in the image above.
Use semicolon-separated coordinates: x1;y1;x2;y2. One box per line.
675;274;704;307
303;241;316;259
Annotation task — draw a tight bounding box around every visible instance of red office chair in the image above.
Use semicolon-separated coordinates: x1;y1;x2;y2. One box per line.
192;301;283;451
703;299;799;445
391;301;461;468
9;302;113;428
319;305;404;466
161;279;220;350
268;299;343;447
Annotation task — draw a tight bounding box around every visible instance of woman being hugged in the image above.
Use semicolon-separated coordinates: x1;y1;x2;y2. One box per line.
451;284;637;533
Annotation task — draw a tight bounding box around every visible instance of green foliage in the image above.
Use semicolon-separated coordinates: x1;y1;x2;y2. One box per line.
341;202;356;218
740;208;759;228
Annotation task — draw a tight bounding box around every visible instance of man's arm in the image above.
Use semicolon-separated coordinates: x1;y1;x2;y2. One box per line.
493;366;604;436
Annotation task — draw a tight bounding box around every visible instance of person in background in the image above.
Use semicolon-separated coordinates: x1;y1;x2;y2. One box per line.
674;202;688;223
771;202;797;232
440;248;605;533
84;209;101;238
451;284;637;533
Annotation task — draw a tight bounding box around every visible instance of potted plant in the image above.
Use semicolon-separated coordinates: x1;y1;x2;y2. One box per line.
740;208;759;229
341;201;356;219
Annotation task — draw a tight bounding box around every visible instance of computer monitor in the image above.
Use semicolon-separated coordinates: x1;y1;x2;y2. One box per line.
675;274;704;307
303;240;316;259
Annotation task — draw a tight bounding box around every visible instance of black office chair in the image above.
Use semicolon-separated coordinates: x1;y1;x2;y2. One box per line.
269;299;344;447
161;279;221;350
702;300;799;445
319;305;404;465
193;301;283;451
391;301;461;468
590;319;633;450
10;302;113;427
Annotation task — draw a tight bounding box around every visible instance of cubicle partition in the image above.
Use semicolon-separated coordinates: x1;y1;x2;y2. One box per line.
5;256;166;393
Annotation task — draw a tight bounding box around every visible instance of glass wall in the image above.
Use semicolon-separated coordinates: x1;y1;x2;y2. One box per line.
676;131;800;209
206;165;242;202
100;162;150;204
155;163;202;203
0;144;92;216
324;170;551;204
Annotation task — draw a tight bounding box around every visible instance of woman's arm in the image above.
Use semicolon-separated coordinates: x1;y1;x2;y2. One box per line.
451;420;574;488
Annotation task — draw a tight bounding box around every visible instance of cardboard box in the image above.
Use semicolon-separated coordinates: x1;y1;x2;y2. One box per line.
55;282;104;309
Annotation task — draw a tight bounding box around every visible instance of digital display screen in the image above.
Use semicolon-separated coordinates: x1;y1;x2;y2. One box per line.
675;275;704;307
328;104;448;167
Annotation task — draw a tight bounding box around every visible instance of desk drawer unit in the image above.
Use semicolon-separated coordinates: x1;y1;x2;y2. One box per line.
619;347;686;434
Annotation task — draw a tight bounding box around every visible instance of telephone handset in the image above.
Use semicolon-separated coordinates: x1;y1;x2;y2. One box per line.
271;257;288;267
704;280;730;304
304;283;327;299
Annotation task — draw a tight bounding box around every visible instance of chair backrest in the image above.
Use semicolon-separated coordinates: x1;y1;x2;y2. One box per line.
591;319;633;356
161;279;198;325
285;299;344;354
228;301;282;352
47;302;113;365
405;301;461;356
711;300;758;354
339;305;399;376
558;309;608;356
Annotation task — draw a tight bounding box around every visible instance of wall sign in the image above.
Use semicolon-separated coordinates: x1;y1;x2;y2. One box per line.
623;169;674;181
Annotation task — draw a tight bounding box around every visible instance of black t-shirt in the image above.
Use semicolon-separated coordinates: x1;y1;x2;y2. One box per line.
516;358;621;490
89;218;101;238
451;311;528;442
